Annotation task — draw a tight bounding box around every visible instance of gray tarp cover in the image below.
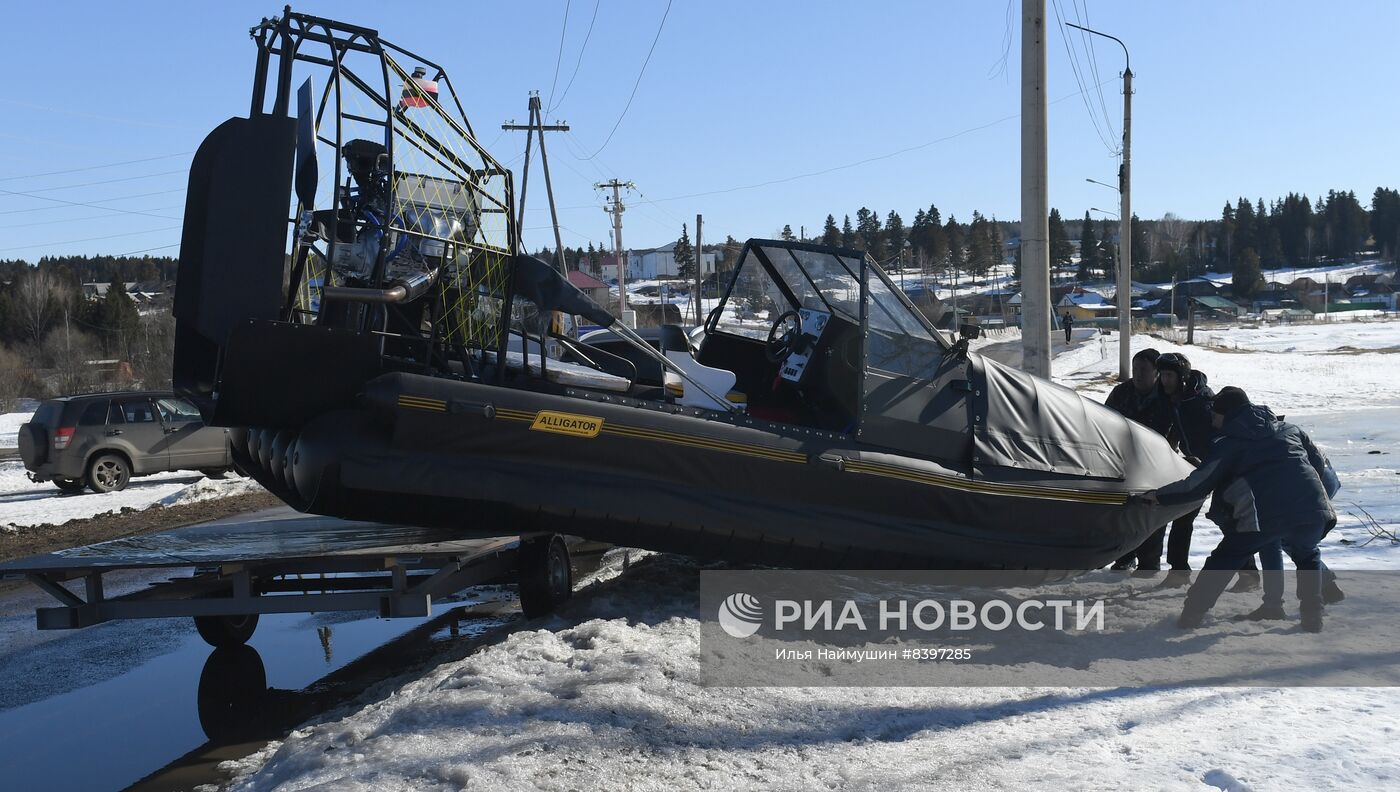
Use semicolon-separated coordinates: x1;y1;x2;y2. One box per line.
975;356;1127;479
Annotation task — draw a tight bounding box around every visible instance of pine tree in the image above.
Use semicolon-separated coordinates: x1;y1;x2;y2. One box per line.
674;223;695;280
923;206;947;273
944;215;965;277
1098;218;1117;280
884;210;906;267
1232;247;1262;298
841;215;857;248
1078;212;1099;279
99;278;140;359
821;214;841;247
1129;214;1149;276
1048;208;1073;269
855;208;886;259
781;224;796;241
966;211;993;276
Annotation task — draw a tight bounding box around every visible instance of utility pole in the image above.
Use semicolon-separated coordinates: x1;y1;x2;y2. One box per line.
597;179;635;325
1069;22;1132;381
1020;0;1051;377
502;91;570;272
695;213;704;325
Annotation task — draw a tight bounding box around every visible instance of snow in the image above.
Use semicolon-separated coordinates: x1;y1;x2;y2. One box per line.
216;317;1400;791
1147;260;1394;291
0;411;32;449
0;461;263;532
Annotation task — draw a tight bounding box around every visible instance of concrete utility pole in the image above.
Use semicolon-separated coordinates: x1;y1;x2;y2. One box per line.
695;213;704;325
1068;22;1132;381
502;92;570;273
597;179;635;324
1020;0;1052;377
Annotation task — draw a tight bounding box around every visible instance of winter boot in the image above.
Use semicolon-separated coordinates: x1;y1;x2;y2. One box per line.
1322;578;1346;605
1176;608;1207;629
1110;559;1134;572
1234;605;1287;622
1156;569;1192;589
1300;610;1324;633
1228;570;1261;593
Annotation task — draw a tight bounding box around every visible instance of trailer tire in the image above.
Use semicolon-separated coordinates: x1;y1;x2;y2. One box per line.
518;535;572;619
194;613;260;647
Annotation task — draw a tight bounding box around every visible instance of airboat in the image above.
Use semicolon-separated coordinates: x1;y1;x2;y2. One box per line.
174;8;1197;569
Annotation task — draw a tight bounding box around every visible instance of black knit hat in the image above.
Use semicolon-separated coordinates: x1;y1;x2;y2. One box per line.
1155;352;1191;378
1213;386;1251;417
1133;348;1161;366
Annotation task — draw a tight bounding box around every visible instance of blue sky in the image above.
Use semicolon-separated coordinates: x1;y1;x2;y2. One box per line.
1;1;1395;260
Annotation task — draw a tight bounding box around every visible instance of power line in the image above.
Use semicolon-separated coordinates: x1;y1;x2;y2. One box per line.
1051;0;1117;154
574;0;673;160
0;186;182;221
548;0;601;113
112;242;181;258
4;168;186;196
550;77;1119;211
0;151;193;183
0;205;181;230
0;225;183;253
0;188;185;217
987;0;1016;80
544;0;572;112
1075;0;1118;143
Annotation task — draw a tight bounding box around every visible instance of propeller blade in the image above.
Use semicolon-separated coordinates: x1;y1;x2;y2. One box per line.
294;77;318;211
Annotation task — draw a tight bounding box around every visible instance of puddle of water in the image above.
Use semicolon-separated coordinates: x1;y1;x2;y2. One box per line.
0;578;514;792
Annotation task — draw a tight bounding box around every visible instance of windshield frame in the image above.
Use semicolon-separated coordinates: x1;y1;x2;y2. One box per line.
708;239;949;353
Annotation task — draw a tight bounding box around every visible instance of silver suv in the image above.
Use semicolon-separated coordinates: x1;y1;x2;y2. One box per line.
17;392;233;493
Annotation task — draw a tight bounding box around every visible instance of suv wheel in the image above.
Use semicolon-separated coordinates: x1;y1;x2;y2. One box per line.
88;454;131;493
53;478;86;493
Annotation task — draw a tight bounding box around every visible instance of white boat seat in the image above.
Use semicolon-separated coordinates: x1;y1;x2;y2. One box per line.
663;349;741;410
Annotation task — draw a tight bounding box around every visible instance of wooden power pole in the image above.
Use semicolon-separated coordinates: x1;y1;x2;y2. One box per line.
502;91;569;272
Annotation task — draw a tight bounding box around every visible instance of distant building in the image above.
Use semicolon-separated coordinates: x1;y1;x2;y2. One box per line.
566;269;610;306
1057;288;1116;321
627;243;718;281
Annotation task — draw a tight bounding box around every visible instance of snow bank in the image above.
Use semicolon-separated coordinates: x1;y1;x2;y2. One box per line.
0;411;33;449
0;462;263;531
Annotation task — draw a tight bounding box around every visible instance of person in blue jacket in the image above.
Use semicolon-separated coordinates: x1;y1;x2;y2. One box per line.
1142;387;1336;632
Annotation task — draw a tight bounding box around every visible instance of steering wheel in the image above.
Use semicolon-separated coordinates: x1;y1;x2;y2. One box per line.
765;309;804;362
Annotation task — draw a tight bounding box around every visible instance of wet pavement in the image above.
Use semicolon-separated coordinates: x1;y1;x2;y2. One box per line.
0;526;523;792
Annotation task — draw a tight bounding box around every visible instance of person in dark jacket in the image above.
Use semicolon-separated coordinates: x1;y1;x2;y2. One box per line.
1153;352;1222;588
1106;348;1173;573
1142;387;1335;632
1062;311;1075;343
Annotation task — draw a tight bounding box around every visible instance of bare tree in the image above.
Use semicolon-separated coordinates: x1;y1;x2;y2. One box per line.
16;269;68;347
0;344;24;411
1157;213;1188;259
43;328;102;397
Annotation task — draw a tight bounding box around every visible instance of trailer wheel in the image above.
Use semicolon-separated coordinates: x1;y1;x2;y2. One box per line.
518;535;573;619
194;613;260;647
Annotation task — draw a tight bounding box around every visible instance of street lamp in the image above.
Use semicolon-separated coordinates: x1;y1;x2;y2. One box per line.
1067;21;1132;381
1085;177;1119;193
1089;207;1120;220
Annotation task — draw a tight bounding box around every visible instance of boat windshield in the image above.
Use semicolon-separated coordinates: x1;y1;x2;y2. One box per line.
713;240;946;361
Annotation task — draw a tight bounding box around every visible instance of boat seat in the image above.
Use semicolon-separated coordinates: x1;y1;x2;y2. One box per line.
659;325;742;410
